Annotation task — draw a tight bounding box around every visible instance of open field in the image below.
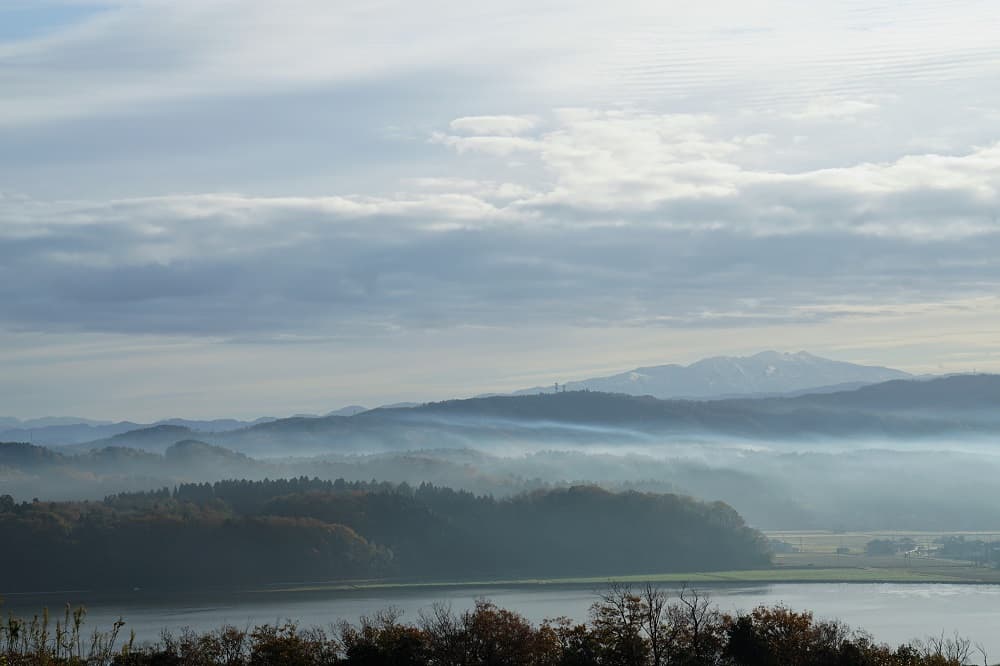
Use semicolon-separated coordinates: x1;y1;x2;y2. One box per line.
259;568;932;594
262;566;986;595
264;564;999;595
765;530;1000;584
766;530;1000;555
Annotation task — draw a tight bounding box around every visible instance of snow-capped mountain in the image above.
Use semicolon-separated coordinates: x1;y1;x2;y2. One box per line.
515;351;912;400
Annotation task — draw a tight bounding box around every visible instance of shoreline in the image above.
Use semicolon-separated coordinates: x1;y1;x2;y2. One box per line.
7;566;999;603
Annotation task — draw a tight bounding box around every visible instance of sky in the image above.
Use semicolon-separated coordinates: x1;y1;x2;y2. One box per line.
3;0;1000;420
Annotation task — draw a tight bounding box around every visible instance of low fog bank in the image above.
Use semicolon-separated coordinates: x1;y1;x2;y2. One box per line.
4;437;1000;531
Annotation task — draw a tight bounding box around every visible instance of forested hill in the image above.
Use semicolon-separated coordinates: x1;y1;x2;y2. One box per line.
0;479;770;592
776;373;1000;410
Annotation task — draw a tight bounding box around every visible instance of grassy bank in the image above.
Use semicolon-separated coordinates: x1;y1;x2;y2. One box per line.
260;564;988;595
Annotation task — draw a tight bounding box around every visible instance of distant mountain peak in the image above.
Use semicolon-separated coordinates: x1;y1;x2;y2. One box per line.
750;350;814;360
325;405;368;417
513;351;911;400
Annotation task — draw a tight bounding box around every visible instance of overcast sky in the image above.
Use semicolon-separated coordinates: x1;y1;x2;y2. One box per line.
3;0;1000;420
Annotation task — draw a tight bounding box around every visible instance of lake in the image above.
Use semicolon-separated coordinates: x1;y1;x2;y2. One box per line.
4;583;1000;658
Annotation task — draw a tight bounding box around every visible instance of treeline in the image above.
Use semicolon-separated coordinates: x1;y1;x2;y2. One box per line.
0;587;978;665
864;536;1000;566
0;479;770;592
0;441;548;503
936;536;1000;565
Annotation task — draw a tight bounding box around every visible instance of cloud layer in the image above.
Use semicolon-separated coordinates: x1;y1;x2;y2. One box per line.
4;110;1000;341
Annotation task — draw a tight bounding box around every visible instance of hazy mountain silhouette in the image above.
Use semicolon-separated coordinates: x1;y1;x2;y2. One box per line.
0;417;275;447
0;416;112;428
326;405;369;417
58;374;999;456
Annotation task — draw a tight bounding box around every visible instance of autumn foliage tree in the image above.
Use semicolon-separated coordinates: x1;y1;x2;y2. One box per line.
1;588;972;665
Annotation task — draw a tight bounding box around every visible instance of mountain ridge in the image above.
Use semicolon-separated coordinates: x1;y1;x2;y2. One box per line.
60;373;1000;456
1;351;912;446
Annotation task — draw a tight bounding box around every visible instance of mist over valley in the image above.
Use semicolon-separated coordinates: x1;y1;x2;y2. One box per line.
5;363;1000;532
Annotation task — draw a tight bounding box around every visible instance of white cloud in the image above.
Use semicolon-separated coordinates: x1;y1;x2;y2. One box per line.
449;115;538;136
430;132;540;156
405;177;537;201
785;97;880;121
429;109;1000;239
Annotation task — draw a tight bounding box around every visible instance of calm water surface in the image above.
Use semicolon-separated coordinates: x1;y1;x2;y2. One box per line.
5;583;1000;658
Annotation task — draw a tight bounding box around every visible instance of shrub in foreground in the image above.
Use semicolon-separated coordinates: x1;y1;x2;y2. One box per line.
0;587;982;665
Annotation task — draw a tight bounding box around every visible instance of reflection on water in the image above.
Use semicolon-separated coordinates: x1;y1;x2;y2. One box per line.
4;583;1000;658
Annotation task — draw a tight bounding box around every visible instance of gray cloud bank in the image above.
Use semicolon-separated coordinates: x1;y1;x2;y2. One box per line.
2;111;999;339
